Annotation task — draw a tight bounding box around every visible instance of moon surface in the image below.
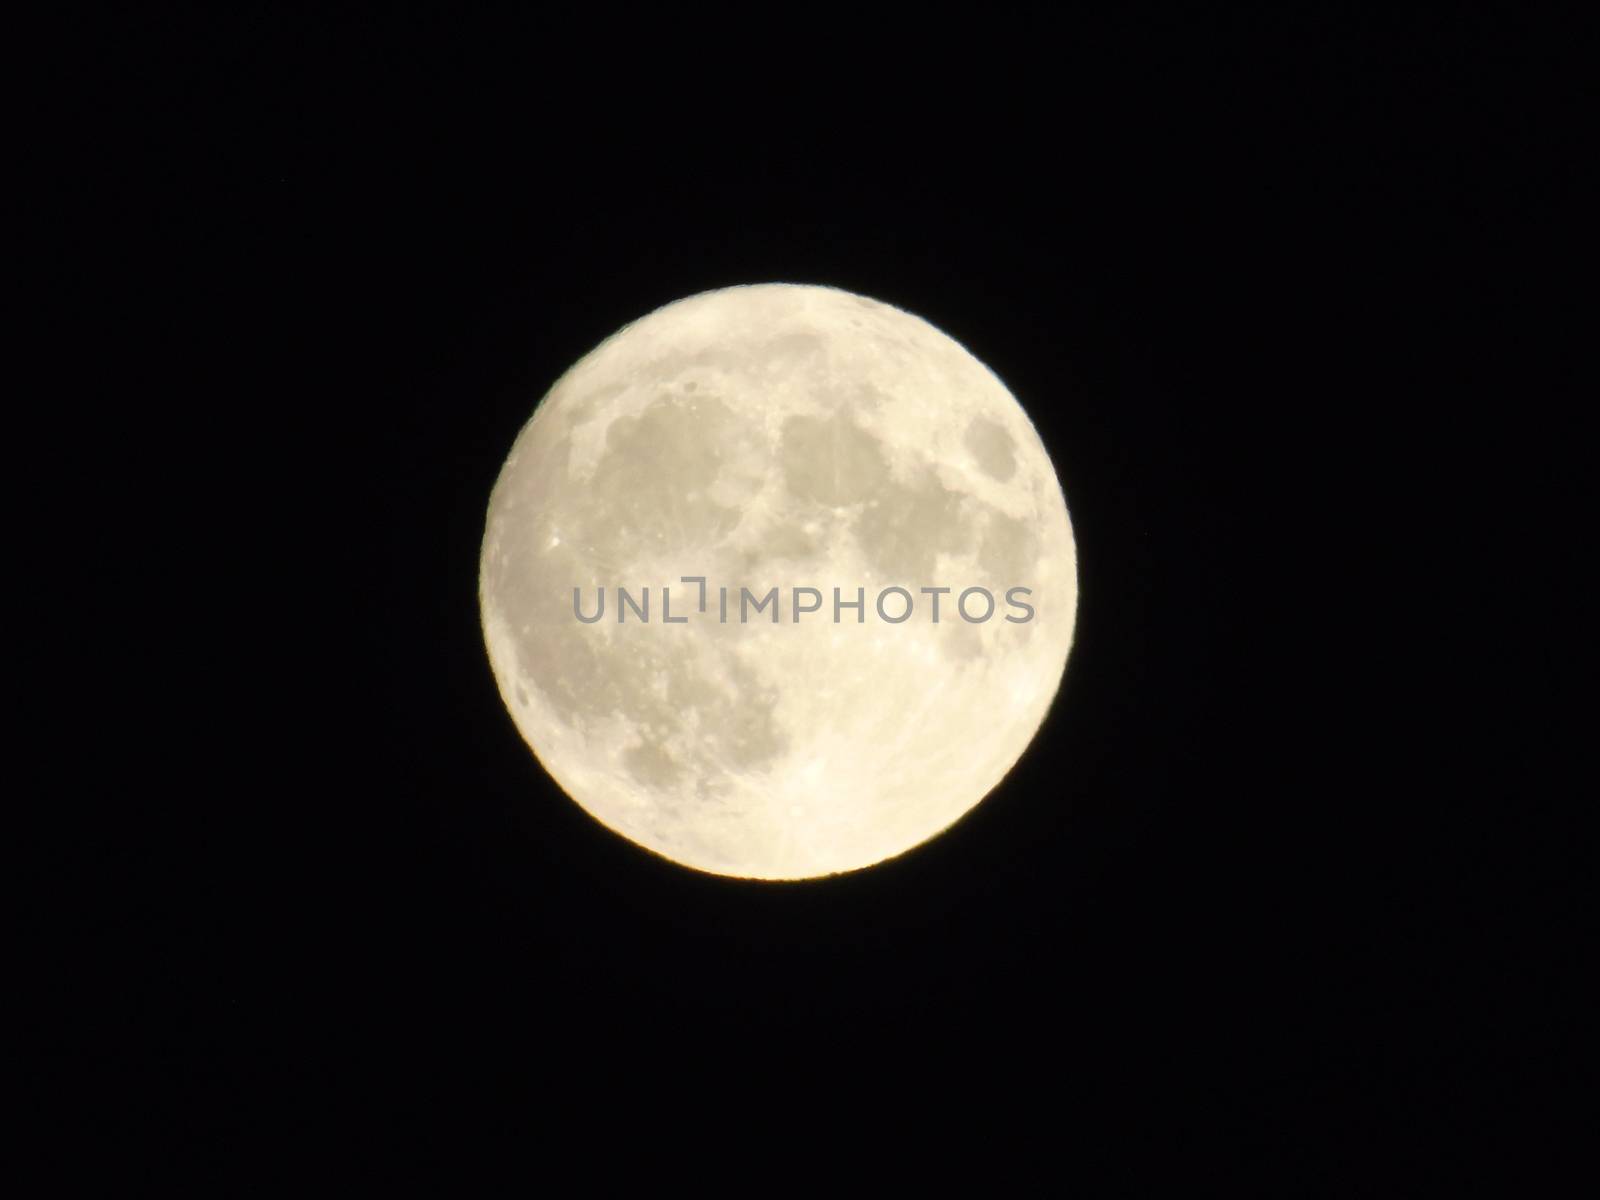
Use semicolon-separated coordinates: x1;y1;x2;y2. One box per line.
480;283;1077;879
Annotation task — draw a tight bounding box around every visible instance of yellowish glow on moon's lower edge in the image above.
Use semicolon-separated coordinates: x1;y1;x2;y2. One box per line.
480;283;1077;880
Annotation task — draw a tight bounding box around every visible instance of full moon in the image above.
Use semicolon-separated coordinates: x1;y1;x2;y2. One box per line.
480;284;1077;879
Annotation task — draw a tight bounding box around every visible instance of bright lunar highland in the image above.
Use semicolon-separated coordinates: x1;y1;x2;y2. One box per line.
480;284;1077;879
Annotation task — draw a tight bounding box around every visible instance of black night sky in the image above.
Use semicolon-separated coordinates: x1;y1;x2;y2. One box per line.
64;6;1583;1185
